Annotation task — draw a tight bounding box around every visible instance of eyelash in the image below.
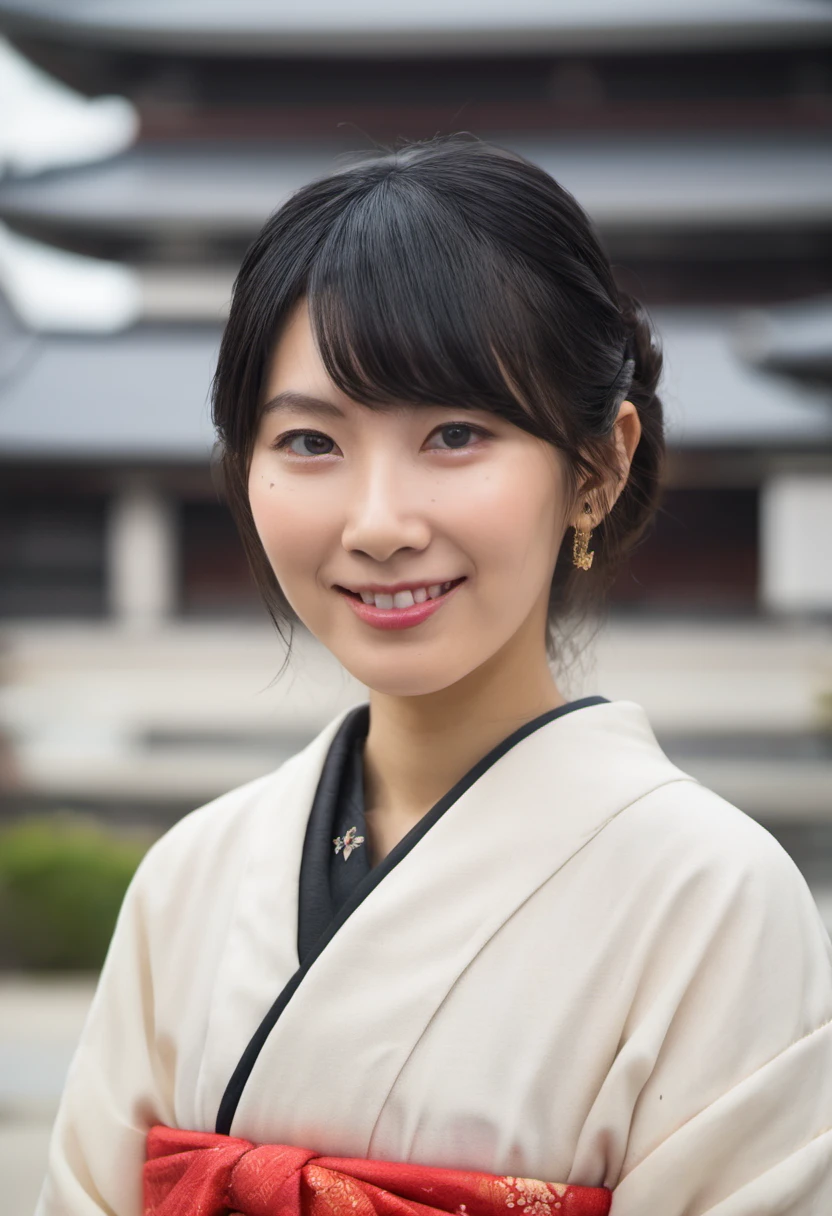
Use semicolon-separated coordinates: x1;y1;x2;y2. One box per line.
271;422;492;458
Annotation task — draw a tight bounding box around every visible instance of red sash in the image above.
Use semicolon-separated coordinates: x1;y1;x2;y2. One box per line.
144;1126;611;1215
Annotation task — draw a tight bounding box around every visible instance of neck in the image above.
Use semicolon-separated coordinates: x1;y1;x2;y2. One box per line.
362;638;565;834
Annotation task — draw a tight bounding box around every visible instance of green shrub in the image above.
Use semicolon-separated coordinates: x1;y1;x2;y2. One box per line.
0;814;154;971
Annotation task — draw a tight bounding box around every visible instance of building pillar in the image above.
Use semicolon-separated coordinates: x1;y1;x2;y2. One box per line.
107;480;177;627
760;474;832;614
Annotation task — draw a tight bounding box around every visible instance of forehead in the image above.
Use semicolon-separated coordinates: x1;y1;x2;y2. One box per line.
263;306;407;421
263;300;394;421
263;300;480;423
265;299;328;391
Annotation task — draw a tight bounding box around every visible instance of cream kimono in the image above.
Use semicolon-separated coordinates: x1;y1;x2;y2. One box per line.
36;698;832;1215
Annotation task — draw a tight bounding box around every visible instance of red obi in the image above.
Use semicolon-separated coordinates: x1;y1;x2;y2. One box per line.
144;1126;611;1216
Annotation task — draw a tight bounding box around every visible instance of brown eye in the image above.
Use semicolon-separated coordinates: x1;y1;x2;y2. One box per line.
277;431;336;456
429;423;486;450
442;425;472;448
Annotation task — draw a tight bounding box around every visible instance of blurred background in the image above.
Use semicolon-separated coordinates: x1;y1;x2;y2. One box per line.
1;0;831;1208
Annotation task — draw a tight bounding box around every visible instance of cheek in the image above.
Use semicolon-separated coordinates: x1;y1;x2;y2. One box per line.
247;463;334;586
450;454;563;575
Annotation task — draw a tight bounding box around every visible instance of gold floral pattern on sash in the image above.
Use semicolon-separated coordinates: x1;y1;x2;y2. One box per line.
473;1175;569;1213
304;1162;377;1214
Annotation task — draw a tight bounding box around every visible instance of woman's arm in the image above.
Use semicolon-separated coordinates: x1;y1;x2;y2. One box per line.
606;813;832;1214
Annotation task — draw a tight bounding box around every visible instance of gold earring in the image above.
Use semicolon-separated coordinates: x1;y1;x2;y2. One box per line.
572;502;594;570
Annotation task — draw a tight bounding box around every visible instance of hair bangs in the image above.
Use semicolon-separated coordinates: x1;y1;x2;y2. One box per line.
305;175;545;433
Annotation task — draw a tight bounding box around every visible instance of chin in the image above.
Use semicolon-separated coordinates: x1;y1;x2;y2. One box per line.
340;652;480;700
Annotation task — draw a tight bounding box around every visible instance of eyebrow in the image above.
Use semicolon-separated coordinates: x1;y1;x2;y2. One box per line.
260;391;346;419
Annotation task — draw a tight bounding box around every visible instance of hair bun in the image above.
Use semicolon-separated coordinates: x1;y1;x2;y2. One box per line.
618;290;663;404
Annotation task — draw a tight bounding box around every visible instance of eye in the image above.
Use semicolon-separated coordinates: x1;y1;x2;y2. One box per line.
273;430;338;457
426;422;489;451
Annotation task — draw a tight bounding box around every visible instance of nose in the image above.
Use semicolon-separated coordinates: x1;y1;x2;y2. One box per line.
340;452;431;562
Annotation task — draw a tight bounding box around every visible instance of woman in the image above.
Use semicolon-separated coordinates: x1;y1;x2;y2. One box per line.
37;138;832;1216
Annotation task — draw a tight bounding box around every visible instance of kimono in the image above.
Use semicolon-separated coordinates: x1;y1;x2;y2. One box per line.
35;696;832;1215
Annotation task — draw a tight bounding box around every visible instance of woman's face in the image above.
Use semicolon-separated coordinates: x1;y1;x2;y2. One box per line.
248;300;571;697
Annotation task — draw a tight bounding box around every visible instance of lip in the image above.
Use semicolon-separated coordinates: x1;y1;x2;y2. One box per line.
337;578;466;631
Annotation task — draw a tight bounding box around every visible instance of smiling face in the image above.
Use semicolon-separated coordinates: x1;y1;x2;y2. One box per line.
248;300;573;698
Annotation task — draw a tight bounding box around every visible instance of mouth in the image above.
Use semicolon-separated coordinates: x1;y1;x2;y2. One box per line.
335;577;467;631
336;577;466;609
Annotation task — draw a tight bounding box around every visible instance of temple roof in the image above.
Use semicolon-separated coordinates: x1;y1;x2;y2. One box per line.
1;134;830;261
1;1;829;59
1;304;830;461
734;295;832;387
0;314;218;461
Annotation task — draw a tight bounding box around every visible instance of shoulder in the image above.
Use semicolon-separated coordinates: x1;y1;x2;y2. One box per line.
142;766;281;870
588;701;819;911
124;726;331;925
602;777;832;1003
621;774;810;902
572;705;832;989
128;705;354;897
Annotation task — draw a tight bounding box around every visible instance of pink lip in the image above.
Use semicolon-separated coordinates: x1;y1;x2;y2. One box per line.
338;579;466;631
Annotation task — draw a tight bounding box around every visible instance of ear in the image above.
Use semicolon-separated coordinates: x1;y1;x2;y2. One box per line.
571;401;642;529
607;400;641;511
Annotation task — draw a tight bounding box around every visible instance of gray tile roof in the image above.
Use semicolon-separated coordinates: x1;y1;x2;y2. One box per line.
0;319;218;460
4;0;832;55
1;135;830;262
0;0;829;54
1;305;829;460
733;296;832;383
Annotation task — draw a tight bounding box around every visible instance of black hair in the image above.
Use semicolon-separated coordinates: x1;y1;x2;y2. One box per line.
211;135;664;663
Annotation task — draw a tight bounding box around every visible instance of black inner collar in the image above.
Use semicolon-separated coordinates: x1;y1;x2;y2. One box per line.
298;702;372;964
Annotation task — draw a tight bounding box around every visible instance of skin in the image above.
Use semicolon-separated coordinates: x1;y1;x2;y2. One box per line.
249;299;642;865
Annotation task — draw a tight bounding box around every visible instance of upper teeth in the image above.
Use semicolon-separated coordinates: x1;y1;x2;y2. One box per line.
358;581;455;608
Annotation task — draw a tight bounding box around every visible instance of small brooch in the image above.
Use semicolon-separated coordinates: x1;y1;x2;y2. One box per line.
333;825;365;860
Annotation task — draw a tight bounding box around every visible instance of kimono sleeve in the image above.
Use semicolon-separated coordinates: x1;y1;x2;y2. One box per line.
30;766;267;1216
33;835;178;1216
606;805;832;1215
